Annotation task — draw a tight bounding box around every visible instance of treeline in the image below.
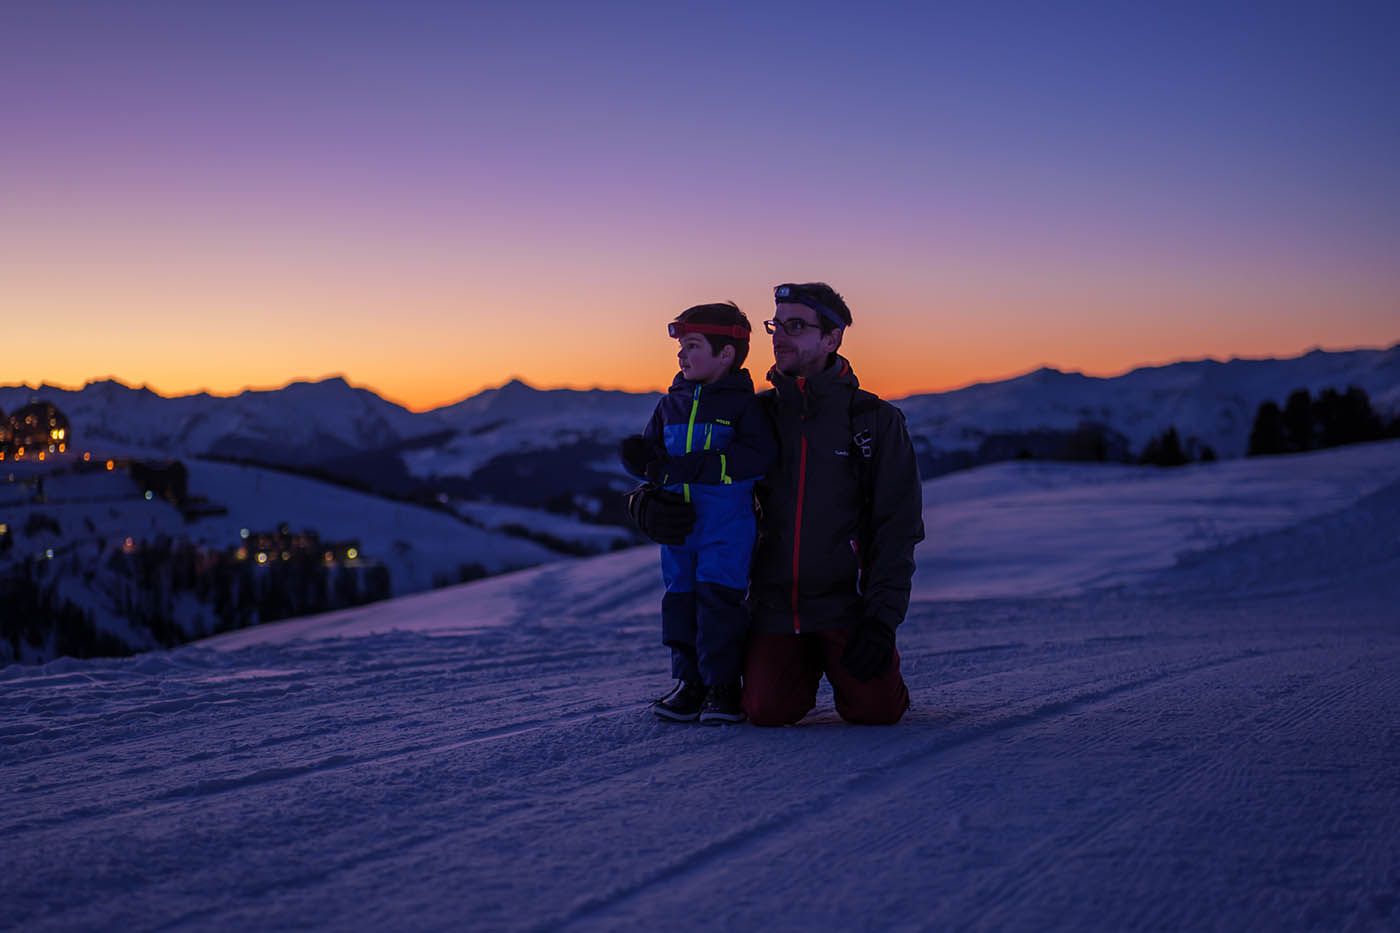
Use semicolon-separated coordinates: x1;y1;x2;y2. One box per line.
103;538;393;643
1;533;393;664
1137;426;1216;468
1;558;129;661
1248;386;1399;456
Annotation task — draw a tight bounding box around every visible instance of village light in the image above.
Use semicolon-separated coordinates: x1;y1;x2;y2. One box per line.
144;490;153;500
347;547;359;560
44;549;53;559
240;528;250;539
257;552;268;564
83;452;91;462
106;460;114;471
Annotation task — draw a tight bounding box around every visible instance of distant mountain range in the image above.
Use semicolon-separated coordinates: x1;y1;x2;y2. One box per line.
5;344;1397;511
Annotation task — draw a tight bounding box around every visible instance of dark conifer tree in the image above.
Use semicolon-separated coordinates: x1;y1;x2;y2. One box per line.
1248;401;1286;455
1315;386;1383;449
1140;426;1189;467
1282;389;1315;451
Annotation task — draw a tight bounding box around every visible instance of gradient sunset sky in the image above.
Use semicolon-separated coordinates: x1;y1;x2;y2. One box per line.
3;1;1396;410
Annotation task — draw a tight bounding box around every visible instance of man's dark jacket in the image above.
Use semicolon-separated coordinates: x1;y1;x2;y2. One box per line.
748;354;925;634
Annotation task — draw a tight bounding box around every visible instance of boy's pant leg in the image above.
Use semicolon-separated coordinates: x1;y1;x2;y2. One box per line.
693;527;754;688
659;545;700;684
817;629;910;725
742;633;823;726
694;581;746;686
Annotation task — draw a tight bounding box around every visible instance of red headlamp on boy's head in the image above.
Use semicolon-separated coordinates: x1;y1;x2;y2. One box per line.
667;321;750;341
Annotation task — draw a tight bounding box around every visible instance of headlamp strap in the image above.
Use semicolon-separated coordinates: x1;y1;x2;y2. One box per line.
669;322;751;341
774;285;847;329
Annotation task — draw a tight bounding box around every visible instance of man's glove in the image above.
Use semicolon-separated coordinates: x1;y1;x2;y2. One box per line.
620;435;665;478
841;618;897;681
644;450;708;486
626;483;696;545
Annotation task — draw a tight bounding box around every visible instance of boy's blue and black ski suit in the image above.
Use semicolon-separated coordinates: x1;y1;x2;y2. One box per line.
627;368;775;687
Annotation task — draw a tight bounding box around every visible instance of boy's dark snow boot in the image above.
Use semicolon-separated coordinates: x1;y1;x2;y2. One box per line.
653;681;706;722
699;682;746;725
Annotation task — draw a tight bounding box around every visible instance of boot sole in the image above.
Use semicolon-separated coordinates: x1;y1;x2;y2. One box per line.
653;707;701;722
698;712;746;725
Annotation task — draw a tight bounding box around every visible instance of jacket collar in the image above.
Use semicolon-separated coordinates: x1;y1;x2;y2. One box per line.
669;367;756;394
766;354;860;406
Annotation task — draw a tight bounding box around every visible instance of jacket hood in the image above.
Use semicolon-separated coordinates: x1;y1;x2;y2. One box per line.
668;367;756;394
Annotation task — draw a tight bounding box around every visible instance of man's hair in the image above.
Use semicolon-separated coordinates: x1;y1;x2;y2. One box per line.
774;282;852;334
674;302;750;370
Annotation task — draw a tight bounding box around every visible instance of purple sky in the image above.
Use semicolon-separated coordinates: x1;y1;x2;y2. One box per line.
3;0;1396;408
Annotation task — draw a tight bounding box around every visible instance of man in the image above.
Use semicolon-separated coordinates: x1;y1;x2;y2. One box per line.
628;282;924;725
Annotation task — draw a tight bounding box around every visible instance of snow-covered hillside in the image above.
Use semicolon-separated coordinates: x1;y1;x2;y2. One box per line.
0;377;433;462
4;441;1398;930
7;344;1395;490
0;456;560;661
897;343;1400;460
402;379;656;482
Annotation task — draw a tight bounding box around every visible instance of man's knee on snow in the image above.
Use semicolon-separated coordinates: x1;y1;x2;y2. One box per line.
834;686;909;725
741;682;813;726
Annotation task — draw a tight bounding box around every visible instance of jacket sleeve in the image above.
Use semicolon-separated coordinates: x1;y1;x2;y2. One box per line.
862;403;925;629
684;395;776;484
621;406;667;481
642;404;664;446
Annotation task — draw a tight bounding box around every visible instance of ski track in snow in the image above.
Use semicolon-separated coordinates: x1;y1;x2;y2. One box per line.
3;454;1400;931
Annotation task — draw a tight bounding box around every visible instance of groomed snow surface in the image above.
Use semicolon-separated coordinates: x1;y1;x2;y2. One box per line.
4;442;1399;931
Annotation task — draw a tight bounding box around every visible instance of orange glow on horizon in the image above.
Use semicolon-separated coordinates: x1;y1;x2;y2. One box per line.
8;332;1396;413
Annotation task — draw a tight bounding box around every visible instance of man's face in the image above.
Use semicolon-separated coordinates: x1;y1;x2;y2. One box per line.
677;333;732;384
771;302;839;378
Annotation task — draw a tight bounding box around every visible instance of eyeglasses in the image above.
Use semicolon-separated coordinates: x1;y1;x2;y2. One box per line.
763;318;815;337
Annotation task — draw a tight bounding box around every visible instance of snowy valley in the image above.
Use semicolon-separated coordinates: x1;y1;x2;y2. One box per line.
2;439;1398;930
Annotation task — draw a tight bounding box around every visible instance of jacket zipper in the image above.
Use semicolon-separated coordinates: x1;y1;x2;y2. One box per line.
683;385;700;503
791;378;808;633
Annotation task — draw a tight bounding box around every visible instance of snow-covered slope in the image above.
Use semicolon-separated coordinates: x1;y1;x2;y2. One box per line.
403;379;657;481
897;343;1400;460
0;377;436;461
0;456;561;661
4;441;1398;930
178;459;560;592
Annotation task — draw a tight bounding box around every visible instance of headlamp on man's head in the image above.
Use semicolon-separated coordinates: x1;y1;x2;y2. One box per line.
667;321;750;341
773;284;848;330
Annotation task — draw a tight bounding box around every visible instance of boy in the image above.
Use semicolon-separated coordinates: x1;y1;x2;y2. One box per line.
621;302;775;724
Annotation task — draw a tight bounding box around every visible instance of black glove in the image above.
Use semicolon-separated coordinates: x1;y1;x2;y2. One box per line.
626;483;696;545
620;435;665;478
841;618;897;681
644;450;708;486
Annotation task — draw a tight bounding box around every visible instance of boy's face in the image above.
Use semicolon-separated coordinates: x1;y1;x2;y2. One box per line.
677;333;733;384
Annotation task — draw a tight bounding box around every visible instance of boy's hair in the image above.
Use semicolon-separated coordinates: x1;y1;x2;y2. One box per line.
674;302;750;370
773;282;853;334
